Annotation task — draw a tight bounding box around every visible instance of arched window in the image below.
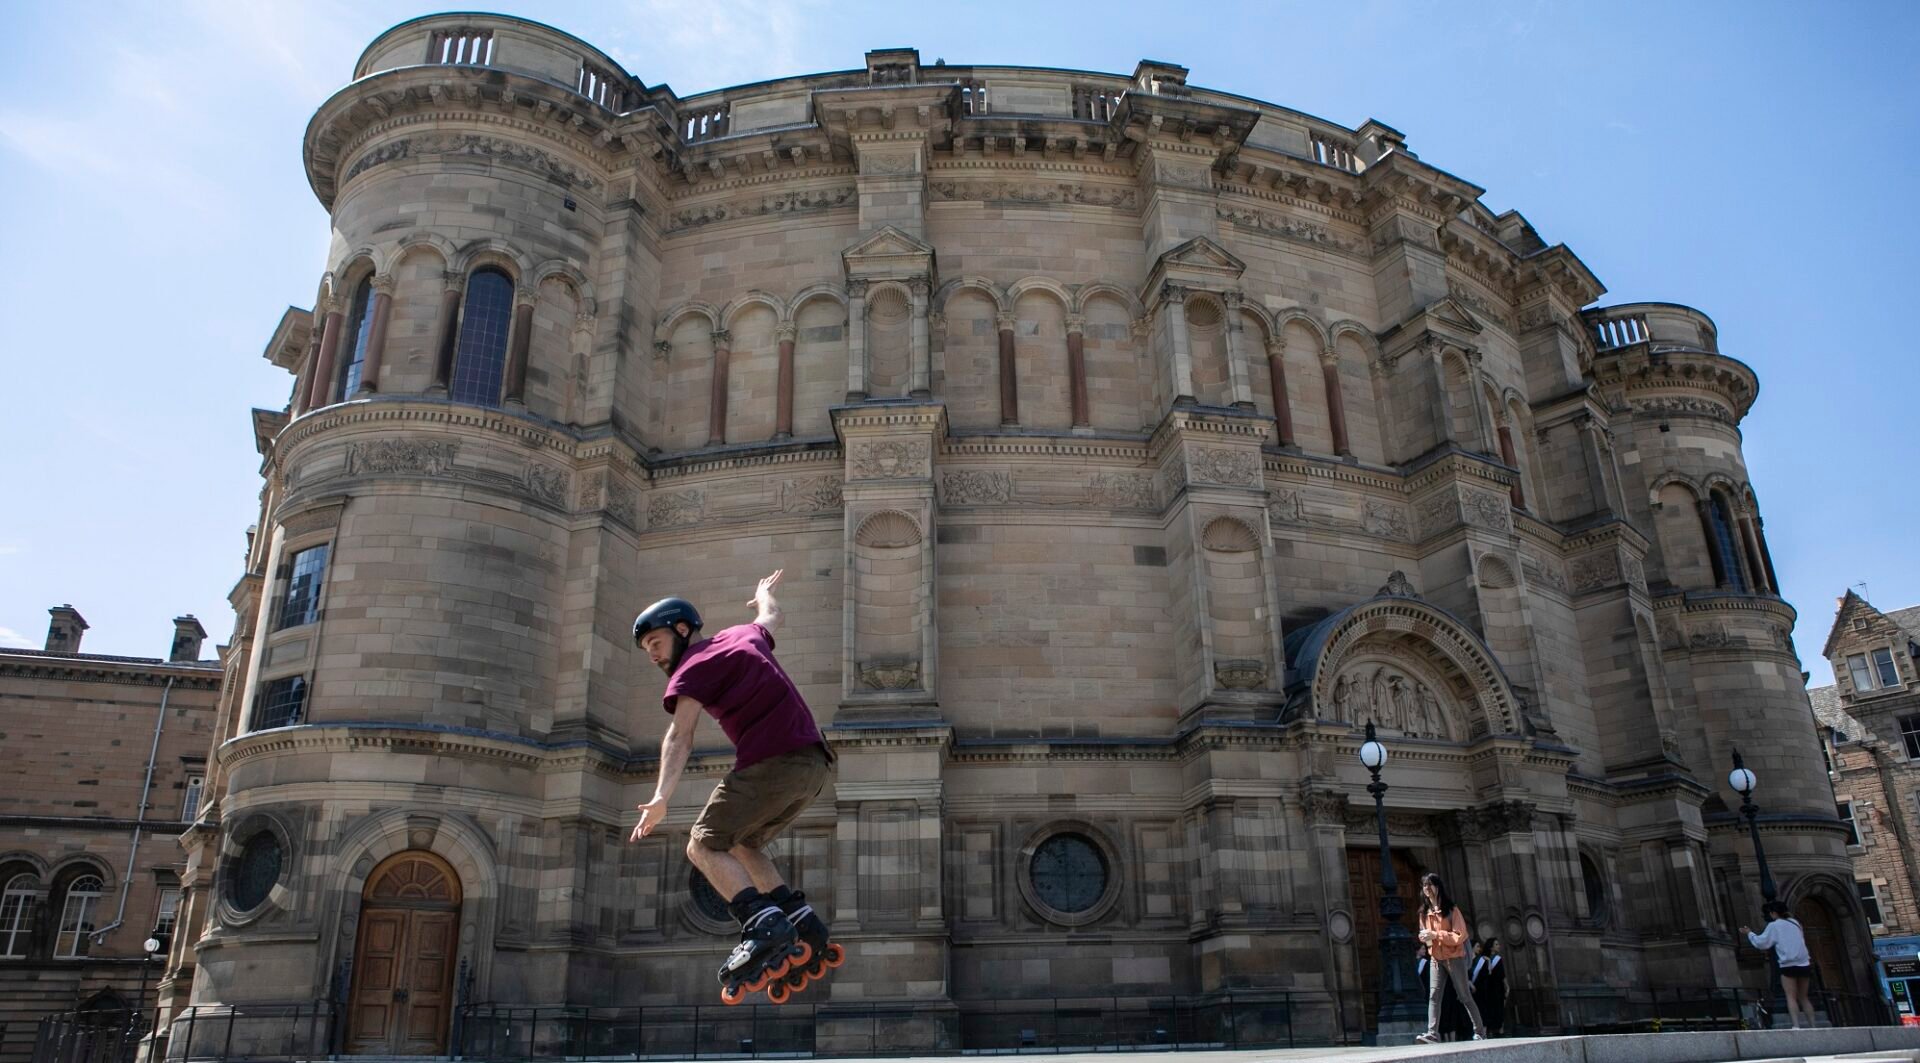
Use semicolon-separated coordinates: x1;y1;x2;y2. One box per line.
1704;492;1748;593
1;873;39;958
1579;853;1610;927
335;276;376;401
450;268;514;407
55;873;104;958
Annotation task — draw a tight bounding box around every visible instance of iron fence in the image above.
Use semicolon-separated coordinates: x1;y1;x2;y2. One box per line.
25;983;1897;1063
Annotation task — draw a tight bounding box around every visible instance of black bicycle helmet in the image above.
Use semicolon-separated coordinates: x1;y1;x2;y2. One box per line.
633;597;703;642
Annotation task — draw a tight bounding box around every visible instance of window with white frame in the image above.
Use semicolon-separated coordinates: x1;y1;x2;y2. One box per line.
1859;879;1885;926
55;875;104;958
154;887;180;939
181;772;204;821
0;874;39;958
1874;647;1901;688
1839;800;1862;846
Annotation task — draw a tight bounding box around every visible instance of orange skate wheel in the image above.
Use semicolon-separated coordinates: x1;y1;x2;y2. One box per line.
721;983;748;1006
823;942;847;969
789;940;813;967
766;981;792;1005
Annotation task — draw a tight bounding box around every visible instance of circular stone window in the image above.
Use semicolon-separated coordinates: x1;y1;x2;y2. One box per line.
689;867;731;926
1029;832;1111;919
229;831;284;913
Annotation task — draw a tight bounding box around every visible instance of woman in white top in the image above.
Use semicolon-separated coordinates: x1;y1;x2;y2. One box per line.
1741;900;1814;1029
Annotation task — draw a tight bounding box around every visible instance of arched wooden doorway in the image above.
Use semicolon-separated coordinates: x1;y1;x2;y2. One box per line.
345;851;462;1055
1347;846;1428;1031
1799;895;1854;995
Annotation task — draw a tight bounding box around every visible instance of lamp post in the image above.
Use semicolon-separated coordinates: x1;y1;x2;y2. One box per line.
1359;720;1423;1033
132;928;166;1056
1728;748;1776;902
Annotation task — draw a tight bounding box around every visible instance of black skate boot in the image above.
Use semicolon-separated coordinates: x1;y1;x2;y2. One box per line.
717;904;802;1005
765;890;846;1003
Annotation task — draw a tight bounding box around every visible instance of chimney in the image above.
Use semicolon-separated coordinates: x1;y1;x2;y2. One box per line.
170;615;208;663
46;605;88;653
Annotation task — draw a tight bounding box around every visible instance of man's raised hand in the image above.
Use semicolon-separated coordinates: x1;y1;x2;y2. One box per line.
746;568;784;612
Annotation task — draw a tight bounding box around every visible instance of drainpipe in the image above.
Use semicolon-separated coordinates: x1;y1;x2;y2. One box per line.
93;676;173;945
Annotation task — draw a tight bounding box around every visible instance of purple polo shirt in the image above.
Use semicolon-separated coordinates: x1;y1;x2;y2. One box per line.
663;622;823;770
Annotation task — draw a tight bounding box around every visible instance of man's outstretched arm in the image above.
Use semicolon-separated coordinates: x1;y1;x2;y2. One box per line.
748;569;784;634
630;697;702;841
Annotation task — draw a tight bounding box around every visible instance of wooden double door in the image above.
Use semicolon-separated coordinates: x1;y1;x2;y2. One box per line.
346;852;462;1055
1347;847;1427;1029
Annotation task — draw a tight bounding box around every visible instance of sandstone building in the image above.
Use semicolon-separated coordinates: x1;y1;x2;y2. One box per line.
158;13;1869;1053
1808;593;1920;1018
0;609;220;1063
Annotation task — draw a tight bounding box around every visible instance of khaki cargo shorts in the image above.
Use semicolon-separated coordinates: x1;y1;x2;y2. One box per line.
691;743;836;851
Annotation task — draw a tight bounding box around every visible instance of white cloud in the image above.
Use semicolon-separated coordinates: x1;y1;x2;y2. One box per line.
0;626;36;650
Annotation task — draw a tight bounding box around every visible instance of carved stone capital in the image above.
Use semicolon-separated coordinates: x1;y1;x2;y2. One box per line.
1265;338;1287;358
369;273;397;296
710;328;732;348
1064;314;1087;335
652;341;673;361
846;278;870;299
514;288;539;309
773;324;798;343
995;312;1017;331
908;277;930;298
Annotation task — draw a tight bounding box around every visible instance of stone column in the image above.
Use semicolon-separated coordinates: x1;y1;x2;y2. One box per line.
1695;500;1730;588
996;311;1019;426
707;328;732;446
1321;348;1351;457
1735;515;1768;594
1221;292;1253;409
353;276;395;397
305;305;344;411
845;280;868;401
429;279;462;393
1467;351;1495;454
290;332;319;417
1265;339;1294;445
1577;419;1618;519
909;278;931;398
1427;341;1454;447
1497;424;1526;509
773;324;797;440
1065;315;1090;428
502;290;537;406
1164;286;1195;405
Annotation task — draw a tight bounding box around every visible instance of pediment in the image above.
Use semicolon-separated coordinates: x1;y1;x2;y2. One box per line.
1424;296;1484;335
842;225;936;282
1159;236;1245;275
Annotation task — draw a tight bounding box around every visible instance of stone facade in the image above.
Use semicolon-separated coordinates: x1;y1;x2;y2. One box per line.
162;13;1870;1053
0;610;221;1063
1809;595;1920;1008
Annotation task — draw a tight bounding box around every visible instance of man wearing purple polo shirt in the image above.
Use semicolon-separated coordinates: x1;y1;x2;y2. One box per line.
628;570;839;998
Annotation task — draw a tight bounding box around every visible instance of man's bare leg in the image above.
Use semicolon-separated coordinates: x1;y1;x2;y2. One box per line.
686;841;753;899
732;845;786;894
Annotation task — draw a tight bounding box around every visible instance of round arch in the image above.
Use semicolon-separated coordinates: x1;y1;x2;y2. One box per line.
1291;595;1524;740
1072;282;1143;319
932;276;1005;316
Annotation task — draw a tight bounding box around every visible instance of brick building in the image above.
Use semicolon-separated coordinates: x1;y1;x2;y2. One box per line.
154;13;1869;1054
1809;593;1920;1016
0;608;221;1063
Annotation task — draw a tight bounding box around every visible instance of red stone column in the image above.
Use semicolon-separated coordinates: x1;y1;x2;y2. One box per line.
774;325;796;439
1266;341;1294;446
997;312;1019;426
502;294;535;405
1738;516;1772;594
1321;351;1350;456
429;283;461;392
305;308;344;411
1497;424;1526;509
355;279;394;396
290;333;319;416
707;328;732;446
1065;316;1089;428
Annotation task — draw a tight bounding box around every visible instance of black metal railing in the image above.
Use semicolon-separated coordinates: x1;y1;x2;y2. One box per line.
28;983;1895;1063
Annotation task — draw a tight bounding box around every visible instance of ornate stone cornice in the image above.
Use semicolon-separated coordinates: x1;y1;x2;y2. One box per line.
0;652;222;690
1593;346;1758;422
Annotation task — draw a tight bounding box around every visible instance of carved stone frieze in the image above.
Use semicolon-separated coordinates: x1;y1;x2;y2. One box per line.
345;135;598;191
648;489;705;529
1445;279;1514;333
1190;448;1259;487
930;181;1137;209
1376;571;1419;599
938;469;1159;510
1629;395;1736;425
1212;659;1267;691
667;186;856;231
344;438;458;477
1325;662;1452;740
604;479;637;528
576;471;605;511
1215;206;1360;254
849;440;930;480
1266;487;1410;543
525;463;568;508
778;475;843;513
1461;487;1512;532
1521;551;1568;592
1300;790;1350;827
858;659;921;690
1344;808;1435;837
1570;552;1620;593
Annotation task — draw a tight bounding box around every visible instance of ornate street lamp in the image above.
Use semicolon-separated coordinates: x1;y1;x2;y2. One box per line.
1359;721;1423;1032
132;927;167;1049
1728;748;1776;902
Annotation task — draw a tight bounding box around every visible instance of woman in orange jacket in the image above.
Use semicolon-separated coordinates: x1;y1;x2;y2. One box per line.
1414;873;1487;1043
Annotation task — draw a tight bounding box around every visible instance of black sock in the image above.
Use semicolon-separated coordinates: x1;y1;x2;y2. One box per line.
767;885;797;908
727;886;773;925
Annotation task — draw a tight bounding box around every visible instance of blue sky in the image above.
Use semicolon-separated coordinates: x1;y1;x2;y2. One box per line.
1;1;1914;688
